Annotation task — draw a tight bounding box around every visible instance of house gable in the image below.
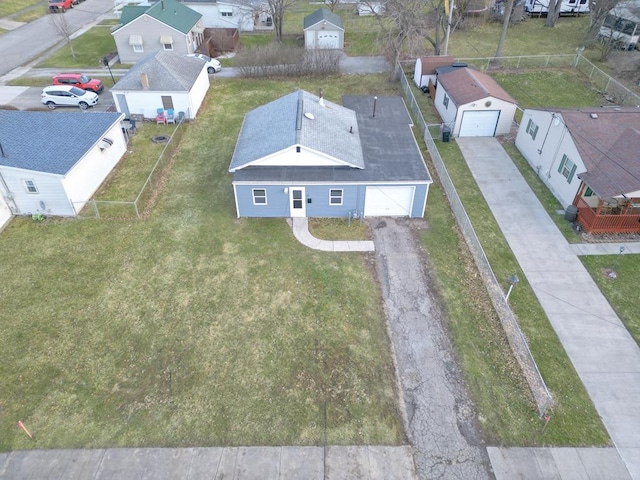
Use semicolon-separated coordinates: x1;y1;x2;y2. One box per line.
303;8;344;30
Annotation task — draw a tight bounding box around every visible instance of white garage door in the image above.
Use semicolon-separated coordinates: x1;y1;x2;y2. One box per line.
458;110;500;137
364;186;414;216
317;32;339;48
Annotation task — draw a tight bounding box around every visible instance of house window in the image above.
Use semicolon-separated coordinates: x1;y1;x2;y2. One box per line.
163;43;173;51
443;94;449;109
584;187;594;197
252;188;267;205
329;189;343;206
133;44;144;53
526;118;539;140
24;180;38;194
558;154;577;183
161;96;174;110
220;8;233;16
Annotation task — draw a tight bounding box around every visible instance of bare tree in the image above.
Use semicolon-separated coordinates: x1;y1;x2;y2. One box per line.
581;0;623;45
49;11;76;59
494;0;515;60
544;0;563;26
325;0;341;12
265;0;297;42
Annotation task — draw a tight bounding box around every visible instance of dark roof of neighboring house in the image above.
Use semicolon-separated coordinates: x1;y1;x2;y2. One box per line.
231;93;431;184
112;51;205;91
559;108;640;197
418;55;454;75
437;67;516;105
230;90;363;172
303;8;344;30
0;111;123;175
118;0;202;33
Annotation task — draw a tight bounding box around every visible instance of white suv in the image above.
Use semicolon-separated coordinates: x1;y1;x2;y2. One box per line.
41;85;99;110
187;53;222;74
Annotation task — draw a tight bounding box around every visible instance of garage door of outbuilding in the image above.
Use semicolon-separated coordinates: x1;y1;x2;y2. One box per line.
458;110;500;137
364;186;414;216
317;32;339;48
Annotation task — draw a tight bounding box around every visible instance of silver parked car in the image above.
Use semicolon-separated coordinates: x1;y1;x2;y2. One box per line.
41;85;99;110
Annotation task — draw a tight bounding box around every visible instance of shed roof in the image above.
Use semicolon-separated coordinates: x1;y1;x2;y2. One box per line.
0;111;123;175
557;108;640;197
417;55;454;75
303;8;344;30
117;0;202;33
231;93;431;184
438;67;516;105
230;90;363;172
112;51;205;91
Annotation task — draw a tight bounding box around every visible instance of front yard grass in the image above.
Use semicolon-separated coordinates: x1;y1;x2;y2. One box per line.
0;0;42;17
37;26;117;69
0;75;405;452
14;6;46;23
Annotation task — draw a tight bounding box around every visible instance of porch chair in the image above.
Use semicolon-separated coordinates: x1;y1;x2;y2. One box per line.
165;108;175;124
155;108;165;125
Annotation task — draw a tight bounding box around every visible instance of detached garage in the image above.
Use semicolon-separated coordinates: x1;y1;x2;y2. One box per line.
304;9;344;49
229;90;432;219
434;67;517;138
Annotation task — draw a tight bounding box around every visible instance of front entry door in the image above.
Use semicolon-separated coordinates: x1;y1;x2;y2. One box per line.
289;187;306;217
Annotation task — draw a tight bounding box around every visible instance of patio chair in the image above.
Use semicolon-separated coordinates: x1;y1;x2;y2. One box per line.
165;108;175;124
155;108;165;125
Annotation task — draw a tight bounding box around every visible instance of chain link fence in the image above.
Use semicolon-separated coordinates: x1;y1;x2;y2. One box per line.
398;66;553;417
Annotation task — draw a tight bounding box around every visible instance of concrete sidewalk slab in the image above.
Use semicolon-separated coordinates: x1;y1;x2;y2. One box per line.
569;242;640;255
0;86;28;105
288;218;375;252
456;137;640;479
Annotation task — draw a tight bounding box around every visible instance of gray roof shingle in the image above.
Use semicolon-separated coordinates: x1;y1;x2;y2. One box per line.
229;90;363;172
112;51;205;91
303;8;344;30
0;111;123;175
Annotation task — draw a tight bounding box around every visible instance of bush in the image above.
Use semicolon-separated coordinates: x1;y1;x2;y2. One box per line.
235;43;341;77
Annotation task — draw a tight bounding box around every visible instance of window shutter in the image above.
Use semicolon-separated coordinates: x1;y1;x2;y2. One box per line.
533;124;539;140
558;155;566;173
567;164;577;183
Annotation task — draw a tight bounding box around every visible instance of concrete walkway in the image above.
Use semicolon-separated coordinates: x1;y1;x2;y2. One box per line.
0;446;417;480
287;217;375;252
456;137;640;480
569;242;640;256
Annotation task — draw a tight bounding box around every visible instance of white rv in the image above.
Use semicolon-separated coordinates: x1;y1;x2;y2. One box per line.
524;0;589;15
599;0;640;50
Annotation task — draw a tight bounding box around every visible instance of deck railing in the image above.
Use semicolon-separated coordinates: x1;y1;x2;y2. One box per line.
576;198;640;233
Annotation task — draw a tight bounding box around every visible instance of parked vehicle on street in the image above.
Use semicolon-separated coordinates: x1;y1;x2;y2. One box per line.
48;0;74;12
187;54;222;74
53;73;104;94
41;85;99;110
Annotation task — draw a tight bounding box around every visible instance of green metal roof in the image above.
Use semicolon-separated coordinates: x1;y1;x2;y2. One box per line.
118;0;202;34
303;8;344;30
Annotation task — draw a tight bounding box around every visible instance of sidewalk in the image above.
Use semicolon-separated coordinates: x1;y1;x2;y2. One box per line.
456;137;640;480
287;218;375;252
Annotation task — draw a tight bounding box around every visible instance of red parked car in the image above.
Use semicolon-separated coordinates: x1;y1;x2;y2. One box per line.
48;0;74;12
52;73;104;94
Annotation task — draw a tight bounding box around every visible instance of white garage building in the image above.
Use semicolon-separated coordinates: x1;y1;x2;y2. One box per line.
303;8;344;50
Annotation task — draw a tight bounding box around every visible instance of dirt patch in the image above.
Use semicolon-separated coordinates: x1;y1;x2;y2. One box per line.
607;50;640;92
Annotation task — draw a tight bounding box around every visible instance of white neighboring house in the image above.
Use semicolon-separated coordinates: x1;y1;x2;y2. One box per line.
303;8;344;49
178;0;256;31
0;111;126;219
111;51;209;120
112;0;205;64
433;67;517;137
599;0;640;50
515;108;640;210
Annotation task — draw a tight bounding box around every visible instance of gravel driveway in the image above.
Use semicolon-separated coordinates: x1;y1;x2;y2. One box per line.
371;217;493;479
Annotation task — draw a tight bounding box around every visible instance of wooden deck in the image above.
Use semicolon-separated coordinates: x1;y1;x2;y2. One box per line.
576;198;640;234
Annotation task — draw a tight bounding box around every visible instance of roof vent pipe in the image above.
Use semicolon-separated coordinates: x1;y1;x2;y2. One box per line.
161;0;165;10
349;126;353;134
0;142;5;158
140;72;149;89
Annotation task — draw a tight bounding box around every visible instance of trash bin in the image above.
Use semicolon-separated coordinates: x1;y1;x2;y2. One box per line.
442;126;451;143
564;204;578;222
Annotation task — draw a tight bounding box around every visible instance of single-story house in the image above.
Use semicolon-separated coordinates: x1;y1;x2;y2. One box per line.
434;67;517;137
516;107;640;233
177;0;256;31
413;55;454;89
112;0;205;64
229;90;432;218
0;110;126;218
303;8;344;49
111;51;209;120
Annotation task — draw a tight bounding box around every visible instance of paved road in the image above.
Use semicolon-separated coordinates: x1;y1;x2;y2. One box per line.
457;137;640;479
0;0;113;77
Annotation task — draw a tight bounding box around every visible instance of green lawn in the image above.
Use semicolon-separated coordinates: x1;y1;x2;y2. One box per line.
0;0;42;17
0;75;406;452
37;26;117;69
14;6;46;23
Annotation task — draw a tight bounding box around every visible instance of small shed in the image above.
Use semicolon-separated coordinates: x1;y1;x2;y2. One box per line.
434;67;517;137
303;8;344;49
111;51;209;120
413;55;454;89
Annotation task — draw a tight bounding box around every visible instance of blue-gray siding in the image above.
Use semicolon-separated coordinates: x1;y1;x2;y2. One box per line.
234;183;428;218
